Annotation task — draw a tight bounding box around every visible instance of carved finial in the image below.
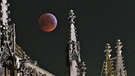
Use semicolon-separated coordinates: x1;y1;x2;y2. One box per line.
68;9;76;24
81;62;87;76
115;39;123;56
116;39;122;46
104;43;112;59
115;39;123;50
104;43;112;53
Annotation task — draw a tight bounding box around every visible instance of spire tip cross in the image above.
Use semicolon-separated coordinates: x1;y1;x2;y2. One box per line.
68;9;76;24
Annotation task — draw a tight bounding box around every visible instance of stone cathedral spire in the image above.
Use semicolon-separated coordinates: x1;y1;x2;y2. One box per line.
0;0;55;76
0;0;16;67
0;0;16;75
68;10;86;76
101;39;127;76
101;43;114;76
115;39;127;76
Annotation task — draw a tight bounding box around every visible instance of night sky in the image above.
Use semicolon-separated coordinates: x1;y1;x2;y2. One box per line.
8;0;135;76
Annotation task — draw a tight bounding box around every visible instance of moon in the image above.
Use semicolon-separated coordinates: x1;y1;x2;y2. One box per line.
39;13;57;32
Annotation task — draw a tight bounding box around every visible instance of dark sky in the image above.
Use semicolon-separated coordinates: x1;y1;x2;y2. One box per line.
8;0;135;76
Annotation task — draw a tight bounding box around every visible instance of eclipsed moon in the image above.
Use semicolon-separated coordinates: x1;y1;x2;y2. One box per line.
39;13;57;32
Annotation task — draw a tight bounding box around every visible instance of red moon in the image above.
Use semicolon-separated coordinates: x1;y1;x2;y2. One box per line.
39;13;57;32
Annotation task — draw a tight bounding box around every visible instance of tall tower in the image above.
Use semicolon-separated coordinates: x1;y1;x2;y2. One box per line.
68;10;86;76
115;39;127;76
101;43;114;76
0;0;55;76
101;39;127;76
0;0;16;75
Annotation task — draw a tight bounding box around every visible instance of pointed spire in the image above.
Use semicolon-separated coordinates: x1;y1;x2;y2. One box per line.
115;39;127;76
68;9;80;62
68;9;76;24
101;40;127;76
1;0;11;47
104;43;112;59
101;43;114;76
68;10;86;76
0;0;16;51
115;39;123;56
68;9;77;42
0;0;16;65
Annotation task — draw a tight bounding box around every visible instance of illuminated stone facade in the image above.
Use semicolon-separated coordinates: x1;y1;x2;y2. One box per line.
0;0;54;76
101;39;127;76
67;10;87;76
